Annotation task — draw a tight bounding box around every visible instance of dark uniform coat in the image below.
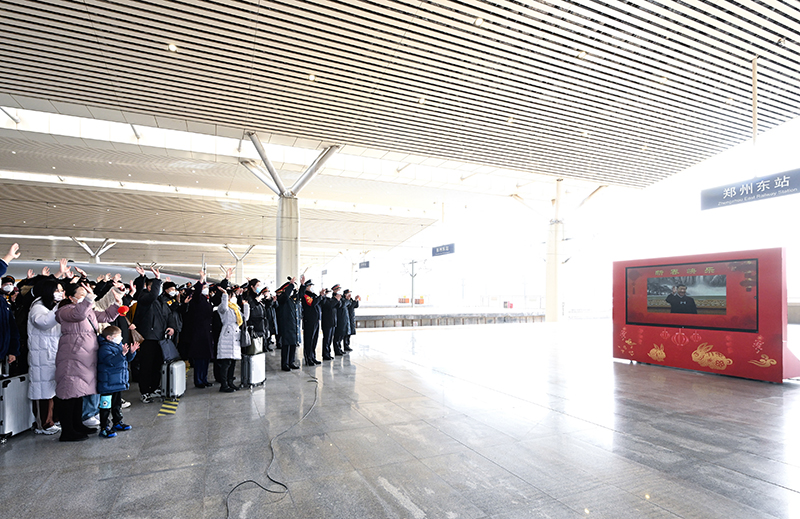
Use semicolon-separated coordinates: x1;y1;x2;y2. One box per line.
185;281;214;360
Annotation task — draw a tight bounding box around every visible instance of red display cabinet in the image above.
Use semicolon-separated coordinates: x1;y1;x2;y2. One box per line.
613;248;800;382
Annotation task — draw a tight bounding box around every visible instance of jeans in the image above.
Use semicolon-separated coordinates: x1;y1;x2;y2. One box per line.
81;394;100;421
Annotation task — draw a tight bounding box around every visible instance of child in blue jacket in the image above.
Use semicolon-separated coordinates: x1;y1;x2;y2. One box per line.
97;326;139;438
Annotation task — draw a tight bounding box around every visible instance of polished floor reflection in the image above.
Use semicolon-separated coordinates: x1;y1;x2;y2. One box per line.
3;320;800;518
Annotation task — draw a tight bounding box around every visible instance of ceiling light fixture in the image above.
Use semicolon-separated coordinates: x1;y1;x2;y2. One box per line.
726;97;734;105
308;74;317;81
581;131;589;137
577;50;588;59
473;17;484;26
507;117;514;124
659;76;668;84
418;96;426;104
168;43;178;52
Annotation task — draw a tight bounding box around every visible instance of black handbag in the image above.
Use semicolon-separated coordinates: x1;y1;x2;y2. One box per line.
159;333;180;362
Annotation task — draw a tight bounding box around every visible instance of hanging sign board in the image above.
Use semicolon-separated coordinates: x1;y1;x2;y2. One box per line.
321;270;327;275
701;168;800;210
359;261;370;269
432;243;455;257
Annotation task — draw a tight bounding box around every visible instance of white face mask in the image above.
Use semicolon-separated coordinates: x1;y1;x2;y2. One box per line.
201;287;209;296
230;296;237;304
1;284;12;293
110;335;122;344
73;296;85;304
53;292;64;302
167;290;178;298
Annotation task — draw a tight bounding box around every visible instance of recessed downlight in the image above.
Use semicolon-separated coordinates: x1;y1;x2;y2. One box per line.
577;50;588;59
168;43;178;52
658;76;668;84
418;96;426;104
308;73;317;81
473;17;484;27
507;117;514;124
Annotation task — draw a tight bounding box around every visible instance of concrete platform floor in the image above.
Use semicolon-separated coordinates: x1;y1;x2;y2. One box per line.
3;320;800;518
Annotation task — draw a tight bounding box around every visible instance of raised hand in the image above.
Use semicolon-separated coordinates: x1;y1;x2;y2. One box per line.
150;267;161;279
74;266;87;278
135;266;145;276
58;258;68;276
128;280;137;297
42;266;50;276
96;275;104;282
165;276;171;282
226;267;233;279
80;282;95;298
2;243;20;264
104;273;112;282
27;269;34;279
199;269;206;284
113;273;122;282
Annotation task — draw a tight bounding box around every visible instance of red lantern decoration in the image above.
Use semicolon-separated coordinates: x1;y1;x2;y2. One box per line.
672;330;689;346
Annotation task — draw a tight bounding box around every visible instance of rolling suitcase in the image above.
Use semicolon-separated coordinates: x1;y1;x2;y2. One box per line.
240;353;266;387
0;374;35;443
160;360;186;400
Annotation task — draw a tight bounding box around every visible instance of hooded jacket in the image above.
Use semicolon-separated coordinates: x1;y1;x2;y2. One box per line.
96;335;136;394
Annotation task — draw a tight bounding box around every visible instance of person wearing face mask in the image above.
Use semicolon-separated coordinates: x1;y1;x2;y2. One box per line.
216;288;249;392
243;279;268;354
159;280;185;349
0;243;21;370
27;279;65;435
96;326;139;438
54;282;122;442
185;269;215;389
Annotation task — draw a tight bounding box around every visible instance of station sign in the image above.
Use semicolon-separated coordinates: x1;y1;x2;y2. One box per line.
432;243;455;257
701;168;800;210
359;261;370;269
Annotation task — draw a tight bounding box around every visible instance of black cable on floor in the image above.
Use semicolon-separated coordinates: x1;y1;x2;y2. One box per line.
223;374;320;519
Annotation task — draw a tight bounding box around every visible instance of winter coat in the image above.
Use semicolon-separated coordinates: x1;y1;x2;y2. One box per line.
216;293;249;360
0;260;20;361
320;296;340;330
335;298;352;336
185;281;214;360
54;296;119;399
159;292;184;334
302;290;322;329
264;297;278;337
27;299;60;400
131;277;168;340
96;336;136;394
347;299;359;335
245;292;268;338
276;285;302;346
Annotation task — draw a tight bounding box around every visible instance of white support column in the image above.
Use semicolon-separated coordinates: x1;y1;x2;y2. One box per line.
545;179;563;322
224;245;255;284
277;196;300;283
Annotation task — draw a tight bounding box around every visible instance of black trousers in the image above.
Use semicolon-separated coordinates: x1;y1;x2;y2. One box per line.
333;331;346;355
280;340;298;369
54;396;85;441
303;324;319;363
99;392;123;429
137;340;163;395
193;358;210;386
321;326;335;358
343;334;352;350
216;359;236;389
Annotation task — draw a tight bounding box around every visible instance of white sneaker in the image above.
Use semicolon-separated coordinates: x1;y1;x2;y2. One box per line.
152;388;163;397
120;399;131;409
35;425;60;435
82;415;100;427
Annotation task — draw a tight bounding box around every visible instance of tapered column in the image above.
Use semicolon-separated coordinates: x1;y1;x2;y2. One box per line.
277;196;299;283
545;179;563;322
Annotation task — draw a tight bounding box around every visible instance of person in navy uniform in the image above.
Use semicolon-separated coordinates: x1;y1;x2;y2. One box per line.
665;284;697;314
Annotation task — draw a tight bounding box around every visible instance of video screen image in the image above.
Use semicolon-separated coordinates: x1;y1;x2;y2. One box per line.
626;259;757;332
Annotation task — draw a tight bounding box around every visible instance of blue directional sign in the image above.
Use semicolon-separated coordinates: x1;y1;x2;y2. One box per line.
432;243;455;257
701;168;800;210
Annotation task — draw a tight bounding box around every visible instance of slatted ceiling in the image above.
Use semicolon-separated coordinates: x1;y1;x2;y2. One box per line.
3;2;800;189
0;183;435;251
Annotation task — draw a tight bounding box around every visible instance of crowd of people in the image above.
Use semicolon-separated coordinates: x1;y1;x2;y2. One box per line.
0;242;360;442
